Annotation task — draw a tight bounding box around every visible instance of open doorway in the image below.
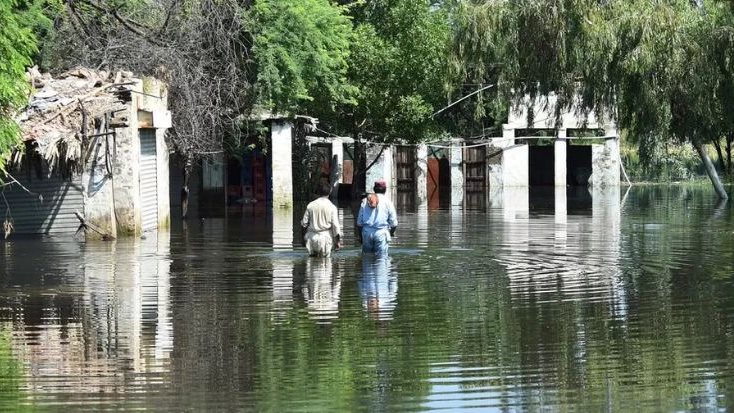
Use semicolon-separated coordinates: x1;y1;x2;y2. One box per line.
567;145;592;186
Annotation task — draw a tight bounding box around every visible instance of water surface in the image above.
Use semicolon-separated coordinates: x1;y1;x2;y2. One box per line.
1;185;734;412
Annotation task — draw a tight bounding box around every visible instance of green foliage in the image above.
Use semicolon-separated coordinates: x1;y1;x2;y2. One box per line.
14;0;62;69
0;327;28;412
453;0;734;185
340;0;453;142
622;137;702;181
0;0;40;174
251;0;357;114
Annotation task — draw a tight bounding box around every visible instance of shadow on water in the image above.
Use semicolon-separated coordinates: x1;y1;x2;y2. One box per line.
0;185;733;411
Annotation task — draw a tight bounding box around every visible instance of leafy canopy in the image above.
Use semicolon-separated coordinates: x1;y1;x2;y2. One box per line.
453;0;734;161
343;0;453;143
0;0;41;173
251;0;357;114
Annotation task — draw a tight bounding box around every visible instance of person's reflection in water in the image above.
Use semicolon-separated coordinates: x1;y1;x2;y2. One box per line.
358;256;397;321
302;257;342;324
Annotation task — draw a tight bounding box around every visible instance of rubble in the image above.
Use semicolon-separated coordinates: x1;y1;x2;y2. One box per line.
15;66;136;172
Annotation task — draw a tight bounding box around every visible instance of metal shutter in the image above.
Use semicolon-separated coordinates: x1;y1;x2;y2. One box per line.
0;170;83;235
139;129;158;231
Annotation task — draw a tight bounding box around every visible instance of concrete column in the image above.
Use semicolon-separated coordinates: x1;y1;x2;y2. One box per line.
113;101;142;236
271;120;293;209
416;144;428;206
366;144;394;199
155;126;170;230
83;135;117;239
501;124;516;148
449;138;463;207
502;144;529;186
555;128;568;187
590;129;621;188
330;138;344;189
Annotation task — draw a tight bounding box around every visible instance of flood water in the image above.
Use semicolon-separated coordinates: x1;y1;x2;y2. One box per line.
1;185;734;412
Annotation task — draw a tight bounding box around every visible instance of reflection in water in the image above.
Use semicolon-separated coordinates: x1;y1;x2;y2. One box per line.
0;186;733;411
0;233;172;408
496;186;624;305
302;258;342;323
358;256;397;321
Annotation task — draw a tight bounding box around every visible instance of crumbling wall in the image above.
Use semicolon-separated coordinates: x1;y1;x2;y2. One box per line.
589;139;620;188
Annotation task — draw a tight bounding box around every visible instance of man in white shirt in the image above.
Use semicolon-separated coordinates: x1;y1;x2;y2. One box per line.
301;183;342;257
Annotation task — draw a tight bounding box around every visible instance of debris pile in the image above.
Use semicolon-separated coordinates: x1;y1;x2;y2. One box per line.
15;66;135;172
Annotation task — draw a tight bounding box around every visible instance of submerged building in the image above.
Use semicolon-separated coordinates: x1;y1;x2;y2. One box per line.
172;94;622;220
1;68;171;239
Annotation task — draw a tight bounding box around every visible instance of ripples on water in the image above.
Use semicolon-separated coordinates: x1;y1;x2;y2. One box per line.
1;185;733;412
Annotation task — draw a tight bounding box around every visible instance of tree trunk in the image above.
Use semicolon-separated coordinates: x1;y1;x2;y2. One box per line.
694;142;729;200
351;138;366;200
726;132;733;180
181;155;192;219
713;138;726;172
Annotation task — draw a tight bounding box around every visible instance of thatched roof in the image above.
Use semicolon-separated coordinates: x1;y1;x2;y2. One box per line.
14;67;137;172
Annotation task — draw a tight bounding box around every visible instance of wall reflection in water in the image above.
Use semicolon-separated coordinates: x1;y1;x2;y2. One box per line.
492;186;624;309
0;233;173;397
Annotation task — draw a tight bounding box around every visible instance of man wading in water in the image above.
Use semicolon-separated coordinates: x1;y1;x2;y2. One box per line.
357;180;398;257
301;183;342;257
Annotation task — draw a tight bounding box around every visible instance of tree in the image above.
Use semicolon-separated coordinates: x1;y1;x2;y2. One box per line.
42;0;357;211
453;0;733;199
308;0;455;195
250;0;356;115
0;0;42;175
335;0;453;143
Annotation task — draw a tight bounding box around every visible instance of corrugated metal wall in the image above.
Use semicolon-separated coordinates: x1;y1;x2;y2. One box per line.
139;129;158;231
0;168;84;236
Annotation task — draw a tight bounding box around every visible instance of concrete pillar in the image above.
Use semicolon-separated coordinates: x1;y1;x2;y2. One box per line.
366;144;394;199
502;144;529;186
501;124;516;148
155;125;170;230
416;144;428;206
83;135;117;239
112;102;142;236
590;127;621;188
449;138;463;207
271;120;293;209
330;138;344;191
555;128;568;187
